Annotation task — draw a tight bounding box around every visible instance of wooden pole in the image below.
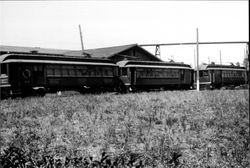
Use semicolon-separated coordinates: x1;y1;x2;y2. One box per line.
194;48;196;68
220;50;222;65
247;43;250;142
196;28;200;91
79;24;84;52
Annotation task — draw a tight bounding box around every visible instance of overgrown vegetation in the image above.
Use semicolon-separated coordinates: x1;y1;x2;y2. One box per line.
0;90;249;167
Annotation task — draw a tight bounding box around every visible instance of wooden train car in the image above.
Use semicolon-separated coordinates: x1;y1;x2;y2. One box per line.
194;64;247;89
0;53;120;98
117;60;194;92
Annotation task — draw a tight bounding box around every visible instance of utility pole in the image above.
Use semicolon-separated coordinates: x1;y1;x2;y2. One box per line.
220;50;222;65
194;48;196;68
196;28;200;91
79;24;84;53
247;43;249;141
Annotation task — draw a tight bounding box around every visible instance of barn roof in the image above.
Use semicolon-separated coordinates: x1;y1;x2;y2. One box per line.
88;44;139;58
0;45;72;55
66;44;162;61
65;44;137;57
0;44;161;61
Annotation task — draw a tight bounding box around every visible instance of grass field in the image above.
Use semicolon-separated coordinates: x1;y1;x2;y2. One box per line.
0;90;249;167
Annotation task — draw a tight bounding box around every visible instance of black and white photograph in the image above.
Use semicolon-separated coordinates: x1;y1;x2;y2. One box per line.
0;1;249;167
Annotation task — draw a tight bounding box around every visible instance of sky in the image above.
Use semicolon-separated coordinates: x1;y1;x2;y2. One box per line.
0;1;248;67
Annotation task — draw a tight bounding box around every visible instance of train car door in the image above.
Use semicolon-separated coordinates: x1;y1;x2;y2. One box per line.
210;70;213;83
214;70;222;87
130;67;136;86
180;69;185;83
33;64;45;86
8;63;22;94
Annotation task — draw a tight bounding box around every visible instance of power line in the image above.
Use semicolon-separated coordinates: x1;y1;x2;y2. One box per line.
140;41;249;47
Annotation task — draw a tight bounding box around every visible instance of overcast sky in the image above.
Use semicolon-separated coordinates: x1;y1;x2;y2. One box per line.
0;1;248;67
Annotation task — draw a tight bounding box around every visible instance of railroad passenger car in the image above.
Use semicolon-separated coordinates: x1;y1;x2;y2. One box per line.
0;53;120;98
194;64;247;89
117;60;194;92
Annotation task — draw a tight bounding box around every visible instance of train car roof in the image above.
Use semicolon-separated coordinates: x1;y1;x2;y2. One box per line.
206;64;245;69
117;60;192;69
0;54;118;66
196;64;246;71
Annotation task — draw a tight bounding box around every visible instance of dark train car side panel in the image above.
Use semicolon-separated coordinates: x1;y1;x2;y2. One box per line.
45;64;118;90
135;67;181;86
221;70;246;85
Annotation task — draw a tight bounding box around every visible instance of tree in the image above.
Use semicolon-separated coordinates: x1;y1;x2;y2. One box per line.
243;57;249;70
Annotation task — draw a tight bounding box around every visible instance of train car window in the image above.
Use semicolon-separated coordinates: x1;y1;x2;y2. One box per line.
101;67;105;77
136;68;141;78
162;70;167;78
81;69;88;76
231;71;234;77
199;71;207;77
154;71;159;77
170;69;178;78
105;69;111;77
145;68;151;78
98;67;103;77
62;68;68;77
158;69;164;78
52;65;60;76
166;69;170;78
144;69;147;77
222;71;226;77
106;69;112;77
38;65;43;71
241;71;244;78
95;68;101;77
76;66;85;76
76;68;81;76
138;68;142;78
239;71;244;78
34;65;38;71
103;69;107;77
199;71;203;77
69;69;75;76
102;67;108;77
204;71;208;76
1;64;7;74
54;68;61;76
101;67;106;76
150;69;155;78
67;65;74;69
87;66;94;77
47;68;54;76
169;69;174;78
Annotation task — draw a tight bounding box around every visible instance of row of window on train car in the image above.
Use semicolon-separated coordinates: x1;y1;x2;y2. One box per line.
222;70;245;78
199;70;245;78
136;68;181;78
46;65;115;77
121;68;189;78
